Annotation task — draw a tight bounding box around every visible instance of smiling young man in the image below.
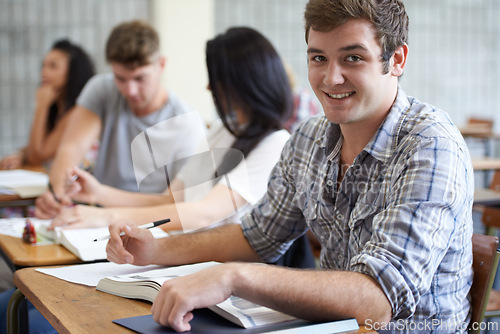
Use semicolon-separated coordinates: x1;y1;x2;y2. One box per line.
106;1;474;332
35;20;204;218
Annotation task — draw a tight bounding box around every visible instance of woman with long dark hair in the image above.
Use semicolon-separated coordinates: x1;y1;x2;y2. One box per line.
48;27;293;232
0;39;95;169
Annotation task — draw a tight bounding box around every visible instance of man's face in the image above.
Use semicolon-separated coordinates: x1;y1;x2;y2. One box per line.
307;19;403;127
111;59;164;114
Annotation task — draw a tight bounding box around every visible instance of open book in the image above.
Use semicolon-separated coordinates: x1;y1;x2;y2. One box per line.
38;225;168;262
51;227;111;262
0;217;112;261
0;217;169;262
97;262;299;329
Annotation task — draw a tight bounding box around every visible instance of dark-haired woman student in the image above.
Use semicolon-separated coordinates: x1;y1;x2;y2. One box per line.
0;39;95;170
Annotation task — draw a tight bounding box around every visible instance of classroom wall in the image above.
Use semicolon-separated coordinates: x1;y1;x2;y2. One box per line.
401;0;500;134
152;0;215;124
214;0;311;92
0;0;152;157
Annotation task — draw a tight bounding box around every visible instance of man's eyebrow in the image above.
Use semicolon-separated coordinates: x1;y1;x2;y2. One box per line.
307;47;324;54
339;44;368;52
307;44;369;54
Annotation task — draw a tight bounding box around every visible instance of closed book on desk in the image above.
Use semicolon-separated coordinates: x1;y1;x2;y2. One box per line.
97;262;341;330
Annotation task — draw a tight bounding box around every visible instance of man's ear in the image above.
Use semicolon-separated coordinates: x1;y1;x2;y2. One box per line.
158;55;167;71
391;43;408;77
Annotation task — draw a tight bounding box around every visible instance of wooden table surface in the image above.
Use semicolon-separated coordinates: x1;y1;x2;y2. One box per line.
474;188;500;205
14;267;376;334
14;267;151;334
0;235;79;268
472;157;500;171
459;124;494;138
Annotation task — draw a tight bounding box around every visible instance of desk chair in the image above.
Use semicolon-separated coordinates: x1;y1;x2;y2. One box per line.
477;207;500;322
470;234;500;333
488;170;500;193
463;117;494;163
477;170;500;236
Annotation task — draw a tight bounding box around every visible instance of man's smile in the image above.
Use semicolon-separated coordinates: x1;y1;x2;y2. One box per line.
326;91;355;99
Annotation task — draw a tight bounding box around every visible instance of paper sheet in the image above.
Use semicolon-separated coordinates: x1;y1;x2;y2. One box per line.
0;218;53;245
36;262;163;287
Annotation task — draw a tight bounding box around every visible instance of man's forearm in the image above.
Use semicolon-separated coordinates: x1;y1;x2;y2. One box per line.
152;224;262;265
49;146;84;194
230;263;392;325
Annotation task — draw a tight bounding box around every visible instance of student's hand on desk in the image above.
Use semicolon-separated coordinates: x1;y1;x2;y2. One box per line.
152;264;235;332
35;191;64;219
49;205;110;229
0;153;22;170
106;221;158;266
65;166;100;205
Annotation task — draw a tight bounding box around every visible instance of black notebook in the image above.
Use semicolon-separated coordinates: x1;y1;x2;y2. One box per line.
113;308;359;334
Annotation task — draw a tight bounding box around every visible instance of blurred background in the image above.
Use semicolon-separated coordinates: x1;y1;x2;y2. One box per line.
0;0;499;161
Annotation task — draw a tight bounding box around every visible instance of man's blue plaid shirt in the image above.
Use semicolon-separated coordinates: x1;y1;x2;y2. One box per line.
242;88;474;332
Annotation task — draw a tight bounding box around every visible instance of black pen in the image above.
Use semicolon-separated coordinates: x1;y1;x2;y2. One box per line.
48;182;61;204
92;218;171;242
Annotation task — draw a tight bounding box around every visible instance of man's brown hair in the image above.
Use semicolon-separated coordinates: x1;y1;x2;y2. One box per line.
105;20;160;69
304;0;409;73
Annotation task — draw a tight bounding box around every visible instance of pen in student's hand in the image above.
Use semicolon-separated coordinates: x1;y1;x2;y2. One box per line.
48;182;61;204
92;218;171;242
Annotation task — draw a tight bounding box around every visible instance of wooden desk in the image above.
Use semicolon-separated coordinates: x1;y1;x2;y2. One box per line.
460;124;494;138
0;194;36;210
474;188;500;206
0;235;80;271
472;157;500;171
13;267;151;334
10;268;375;334
0;165;45;173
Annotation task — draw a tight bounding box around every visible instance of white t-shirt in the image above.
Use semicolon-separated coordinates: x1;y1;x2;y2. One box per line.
175;119;290;225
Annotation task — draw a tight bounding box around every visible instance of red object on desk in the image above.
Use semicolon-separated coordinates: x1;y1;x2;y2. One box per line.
22;219;36;245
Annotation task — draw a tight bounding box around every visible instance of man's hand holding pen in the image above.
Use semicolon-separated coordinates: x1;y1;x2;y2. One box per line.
106;220;160;266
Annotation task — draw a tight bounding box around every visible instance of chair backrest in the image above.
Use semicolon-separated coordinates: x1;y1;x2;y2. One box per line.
490;171;500;192
482;207;500;231
470;234;500;331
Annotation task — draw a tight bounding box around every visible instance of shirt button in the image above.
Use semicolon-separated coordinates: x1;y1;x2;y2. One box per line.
326;180;334;186
336;214;343;220
337;253;343;261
